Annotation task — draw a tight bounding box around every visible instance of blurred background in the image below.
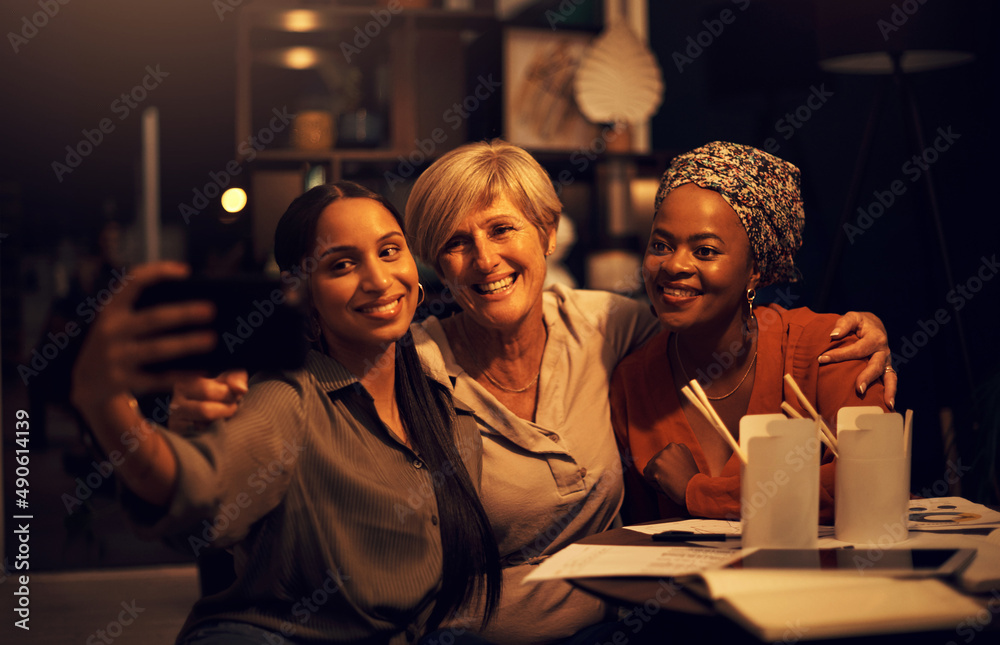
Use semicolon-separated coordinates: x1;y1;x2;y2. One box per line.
1;0;998;581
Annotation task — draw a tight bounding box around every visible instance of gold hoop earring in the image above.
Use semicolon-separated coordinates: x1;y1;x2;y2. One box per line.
746;288;756;318
417;283;425;307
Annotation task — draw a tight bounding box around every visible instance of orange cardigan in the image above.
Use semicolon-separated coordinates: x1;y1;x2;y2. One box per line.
610;305;889;524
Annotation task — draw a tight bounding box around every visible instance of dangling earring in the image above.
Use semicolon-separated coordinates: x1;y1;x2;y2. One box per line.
417;283;425;307
742;288;757;344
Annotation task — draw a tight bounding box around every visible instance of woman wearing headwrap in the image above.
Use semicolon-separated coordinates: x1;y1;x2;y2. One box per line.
611;141;891;524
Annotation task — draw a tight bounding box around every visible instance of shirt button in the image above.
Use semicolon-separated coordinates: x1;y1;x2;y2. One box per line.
550;433;560;443
579;467;588;478
413;459;424;469
431;515;439;526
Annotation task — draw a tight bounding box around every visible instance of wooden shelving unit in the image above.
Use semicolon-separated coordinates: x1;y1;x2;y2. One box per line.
234;1;498;260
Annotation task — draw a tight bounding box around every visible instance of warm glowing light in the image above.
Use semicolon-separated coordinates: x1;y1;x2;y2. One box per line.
283;47;319;70
282;10;321;32
221;187;247;214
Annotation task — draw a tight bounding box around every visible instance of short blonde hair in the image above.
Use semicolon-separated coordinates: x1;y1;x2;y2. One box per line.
405;139;562;273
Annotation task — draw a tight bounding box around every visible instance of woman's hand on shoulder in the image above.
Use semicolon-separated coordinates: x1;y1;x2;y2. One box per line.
71;262;217;418
168;370;248;432
818;311;896;410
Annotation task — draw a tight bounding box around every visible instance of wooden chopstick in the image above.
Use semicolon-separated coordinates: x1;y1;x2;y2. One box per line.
781;401;838;456
783;373;839;457
681;381;749;464
903;409;913;456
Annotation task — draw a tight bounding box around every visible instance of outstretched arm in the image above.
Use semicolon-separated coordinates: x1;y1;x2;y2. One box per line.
70;262;217;506
819;311;897;409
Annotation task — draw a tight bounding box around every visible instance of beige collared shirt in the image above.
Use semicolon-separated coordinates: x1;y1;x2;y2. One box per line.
416;285;659;644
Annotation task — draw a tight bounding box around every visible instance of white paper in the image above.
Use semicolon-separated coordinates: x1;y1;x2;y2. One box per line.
627;520;835;539
522;544;743;582
624;519;742;536
907;497;1000;529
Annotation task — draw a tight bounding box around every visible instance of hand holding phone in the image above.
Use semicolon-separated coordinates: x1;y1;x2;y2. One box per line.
71;262;218;413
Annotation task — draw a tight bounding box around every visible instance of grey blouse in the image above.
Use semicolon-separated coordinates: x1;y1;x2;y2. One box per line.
124;331;483;645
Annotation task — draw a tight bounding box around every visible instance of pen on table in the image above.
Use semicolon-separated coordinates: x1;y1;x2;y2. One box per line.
652;530;740;542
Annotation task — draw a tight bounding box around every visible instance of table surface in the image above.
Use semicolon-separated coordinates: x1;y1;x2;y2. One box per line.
567;526;1000;644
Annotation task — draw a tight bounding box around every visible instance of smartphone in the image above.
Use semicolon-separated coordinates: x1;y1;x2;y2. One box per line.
133;275;310;373
723;548;977;578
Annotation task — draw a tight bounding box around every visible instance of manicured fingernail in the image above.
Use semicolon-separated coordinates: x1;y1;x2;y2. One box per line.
830;328;841;337
818;355;830;363
888;398;895;410
859;383;866;394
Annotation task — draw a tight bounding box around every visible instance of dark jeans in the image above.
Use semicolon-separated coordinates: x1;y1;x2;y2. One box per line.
178;621;297;644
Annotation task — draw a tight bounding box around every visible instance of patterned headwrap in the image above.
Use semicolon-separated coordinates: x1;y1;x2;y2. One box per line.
654;141;805;287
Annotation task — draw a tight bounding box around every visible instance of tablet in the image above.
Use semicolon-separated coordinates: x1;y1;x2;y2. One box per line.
724;548;977;578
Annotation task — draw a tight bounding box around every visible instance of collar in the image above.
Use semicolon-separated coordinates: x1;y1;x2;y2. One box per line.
302;349;360;394
304;337;475;416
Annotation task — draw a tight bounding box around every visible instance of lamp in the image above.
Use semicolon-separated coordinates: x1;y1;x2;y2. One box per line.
813;0;978;395
816;1;975;74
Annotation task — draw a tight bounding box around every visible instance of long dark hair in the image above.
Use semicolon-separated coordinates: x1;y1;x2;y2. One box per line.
273;181;501;629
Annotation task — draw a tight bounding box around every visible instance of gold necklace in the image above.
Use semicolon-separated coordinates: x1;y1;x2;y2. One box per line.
672;332;757;401
457;317;542;394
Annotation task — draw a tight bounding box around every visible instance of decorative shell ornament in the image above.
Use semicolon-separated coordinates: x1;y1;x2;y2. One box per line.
574;20;664;125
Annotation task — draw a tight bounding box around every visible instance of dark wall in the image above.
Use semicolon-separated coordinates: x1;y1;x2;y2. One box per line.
649;0;999;500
